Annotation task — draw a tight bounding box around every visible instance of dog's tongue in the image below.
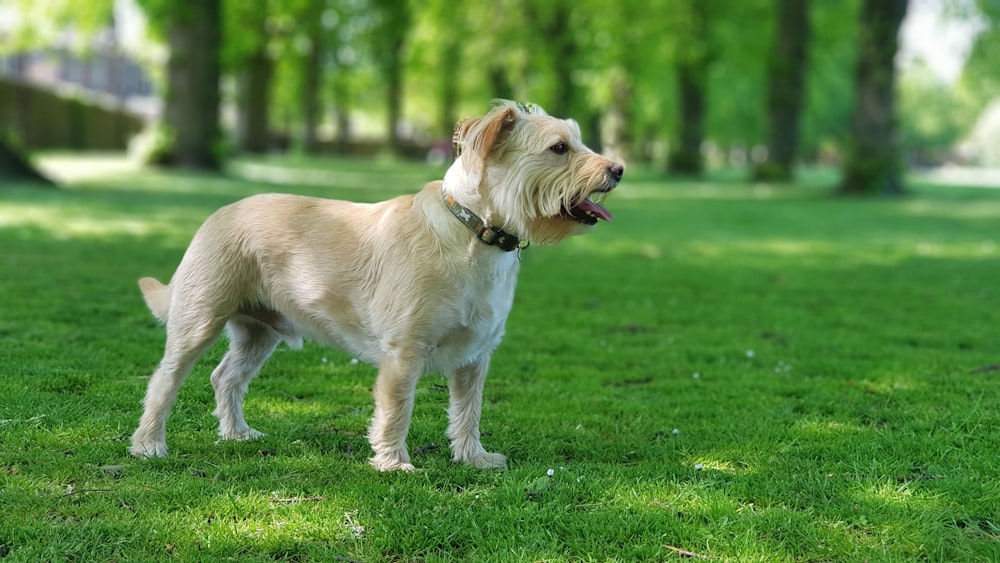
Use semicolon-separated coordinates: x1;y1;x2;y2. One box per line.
574;199;613;222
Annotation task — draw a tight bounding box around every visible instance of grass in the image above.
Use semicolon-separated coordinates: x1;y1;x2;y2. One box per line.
1;154;998;562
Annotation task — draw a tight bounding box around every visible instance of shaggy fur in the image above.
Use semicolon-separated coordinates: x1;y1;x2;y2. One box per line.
130;100;624;471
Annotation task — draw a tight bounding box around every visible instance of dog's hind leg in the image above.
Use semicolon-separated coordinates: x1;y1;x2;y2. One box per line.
446;357;507;469
367;351;422;472
211;319;280;442
130;316;225;458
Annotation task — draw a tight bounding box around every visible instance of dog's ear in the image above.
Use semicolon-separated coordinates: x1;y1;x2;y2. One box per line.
450;105;517;195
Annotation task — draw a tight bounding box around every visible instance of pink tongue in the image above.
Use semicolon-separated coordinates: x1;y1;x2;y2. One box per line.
574;199;613;222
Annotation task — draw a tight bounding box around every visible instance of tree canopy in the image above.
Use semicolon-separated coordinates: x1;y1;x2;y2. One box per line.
2;0;997;187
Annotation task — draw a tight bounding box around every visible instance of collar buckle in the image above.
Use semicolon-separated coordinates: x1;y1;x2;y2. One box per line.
478;226;520;251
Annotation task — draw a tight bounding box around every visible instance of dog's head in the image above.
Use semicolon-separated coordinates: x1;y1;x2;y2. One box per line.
445;100;624;245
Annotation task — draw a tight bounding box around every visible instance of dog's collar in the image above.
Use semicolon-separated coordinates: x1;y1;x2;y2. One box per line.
441;190;527;252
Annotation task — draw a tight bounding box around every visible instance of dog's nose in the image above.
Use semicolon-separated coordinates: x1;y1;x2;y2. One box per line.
607;163;624;183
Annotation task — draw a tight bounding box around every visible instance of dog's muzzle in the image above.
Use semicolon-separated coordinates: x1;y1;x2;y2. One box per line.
563;163;623;225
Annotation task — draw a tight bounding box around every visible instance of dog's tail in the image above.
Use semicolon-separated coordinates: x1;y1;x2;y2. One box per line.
138;277;170;323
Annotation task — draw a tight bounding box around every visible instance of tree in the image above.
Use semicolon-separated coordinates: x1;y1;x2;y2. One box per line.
139;0;224;169
227;0;273;154
297;0;327;153
411;0;467;138
462;1;527;105
958;0;1000;115
169;0;223;169
898;59;977;165
754;0;811;182
839;0;909;196
798;0;859;162
371;0;412;156
525;0;578;119
667;0;714;175
327;4;366;154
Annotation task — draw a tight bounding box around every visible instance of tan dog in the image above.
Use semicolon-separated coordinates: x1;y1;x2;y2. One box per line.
130;100;623;471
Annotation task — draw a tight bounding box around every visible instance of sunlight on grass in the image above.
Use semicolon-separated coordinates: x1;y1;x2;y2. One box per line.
3;157;998;562
851;480;920;508
37;153;144;183
569;229;997;269
794;418;867;438
901;199;1000;220
686;459;749;475
614;179;795;202
252;399;333;418
0;203;162;239
176;490;367;554
912;239;998;258
0;201;195;241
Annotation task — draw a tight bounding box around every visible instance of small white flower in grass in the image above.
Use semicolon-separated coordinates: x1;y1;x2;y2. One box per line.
547;468;555;477
692;372;700;379
746;350;755;359
694;463;704;471
349;358;359;365
672;428;681;435
321;357;328;364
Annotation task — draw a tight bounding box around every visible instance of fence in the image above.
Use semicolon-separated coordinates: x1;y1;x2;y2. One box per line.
0;77;145;151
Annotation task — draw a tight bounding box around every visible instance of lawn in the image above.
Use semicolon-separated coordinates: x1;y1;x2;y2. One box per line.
1;155;998;561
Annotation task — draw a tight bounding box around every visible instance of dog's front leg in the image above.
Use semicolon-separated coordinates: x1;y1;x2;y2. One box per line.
447;357;507;469
367;352;421;472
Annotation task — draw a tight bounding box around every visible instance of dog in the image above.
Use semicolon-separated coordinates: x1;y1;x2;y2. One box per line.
129;100;623;471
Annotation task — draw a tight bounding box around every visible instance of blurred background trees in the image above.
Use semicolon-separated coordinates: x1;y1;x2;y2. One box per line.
1;0;998;193
839;0;910;196
754;0;810;183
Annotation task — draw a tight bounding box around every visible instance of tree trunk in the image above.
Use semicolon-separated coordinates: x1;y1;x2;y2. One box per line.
164;0;222;170
438;37;460;138
754;0;811;182
236;47;272;154
301;27;324;154
545;2;575;118
372;0;410;157
839;0;909;196
667;1;711;176
605;74;633;160
0;138;54;185
667;58;708;175
331;74;352;153
385;49;403;155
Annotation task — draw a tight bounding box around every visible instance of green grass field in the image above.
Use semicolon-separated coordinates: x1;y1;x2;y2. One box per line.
1;155;998;561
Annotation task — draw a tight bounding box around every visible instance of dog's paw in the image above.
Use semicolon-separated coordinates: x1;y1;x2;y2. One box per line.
468;452;507;469
369;454;416;472
129;441;168;458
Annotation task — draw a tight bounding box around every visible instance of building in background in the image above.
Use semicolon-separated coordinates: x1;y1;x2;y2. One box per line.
1;45;157;123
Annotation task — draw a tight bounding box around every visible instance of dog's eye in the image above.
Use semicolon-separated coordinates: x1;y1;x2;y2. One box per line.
549;142;568;155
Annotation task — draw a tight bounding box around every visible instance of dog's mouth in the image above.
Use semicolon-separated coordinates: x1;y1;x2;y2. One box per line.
562;189;613;225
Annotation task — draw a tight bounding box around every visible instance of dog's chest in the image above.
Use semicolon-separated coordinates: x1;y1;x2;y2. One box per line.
428;256;519;370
